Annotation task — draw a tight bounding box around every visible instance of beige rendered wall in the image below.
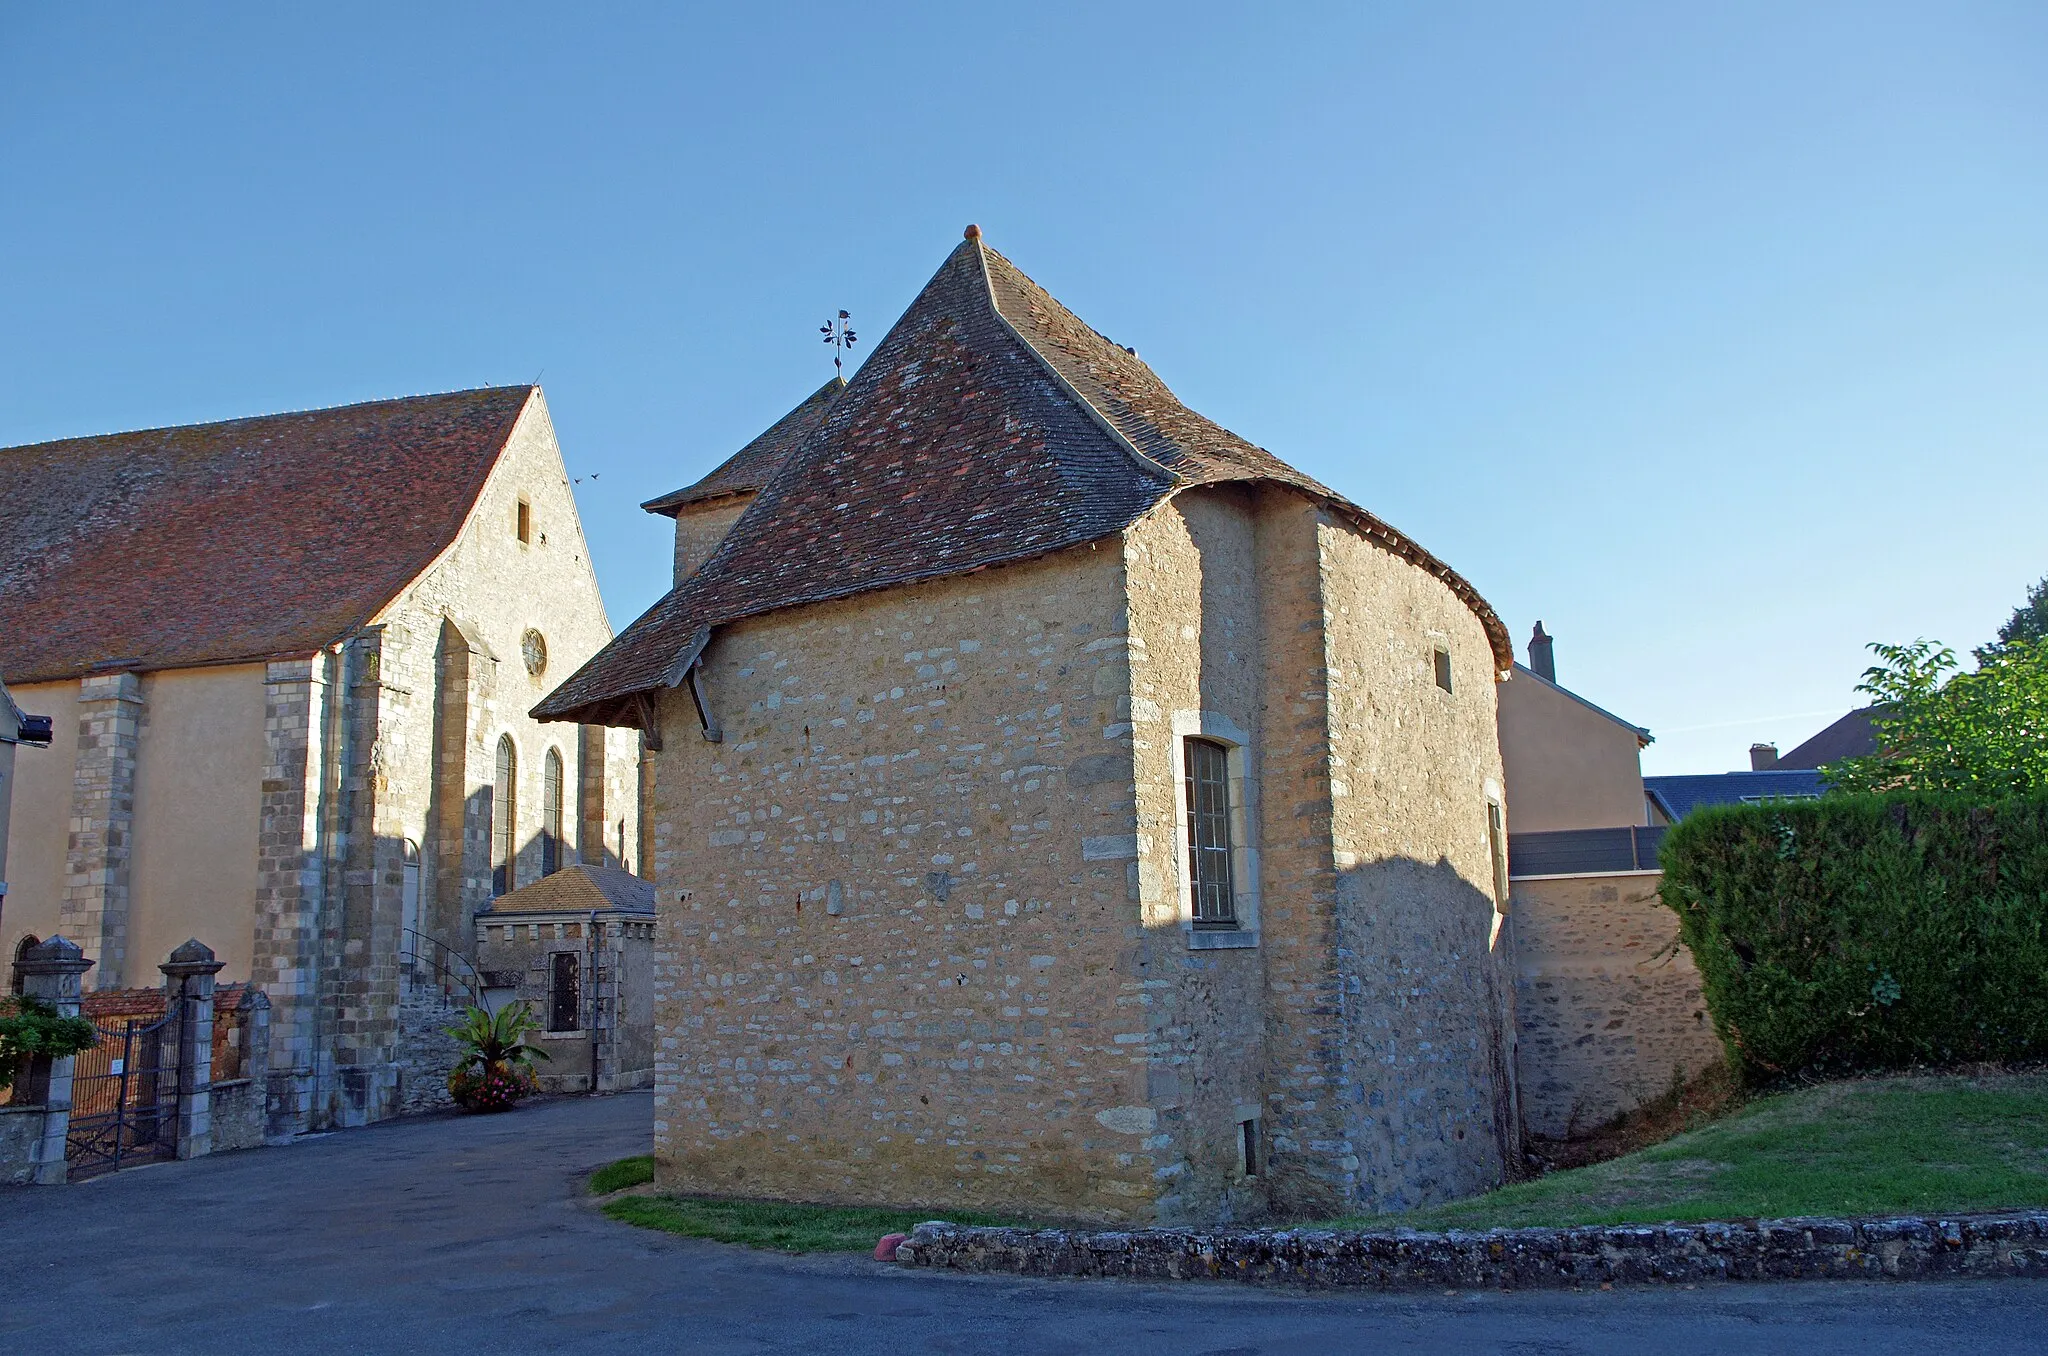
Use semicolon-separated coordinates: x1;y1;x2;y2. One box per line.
646;543;1168;1221
671;496;752;586
1318;513;1519;1214
126;665;267;983
1;680;79;962
1511;872;1724;1138
1497;671;1646;833
0;741;12;913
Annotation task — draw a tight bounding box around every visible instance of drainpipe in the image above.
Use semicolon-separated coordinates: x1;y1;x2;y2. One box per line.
587;908;600;1094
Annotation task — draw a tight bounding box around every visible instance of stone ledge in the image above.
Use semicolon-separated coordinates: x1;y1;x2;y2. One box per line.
895;1212;2048;1289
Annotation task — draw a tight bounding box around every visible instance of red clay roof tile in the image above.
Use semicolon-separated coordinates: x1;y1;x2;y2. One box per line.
0;387;534;683
536;237;1509;728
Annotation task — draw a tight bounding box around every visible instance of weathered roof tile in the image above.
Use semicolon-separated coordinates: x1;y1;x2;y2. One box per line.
0;388;534;684
536;235;1509;727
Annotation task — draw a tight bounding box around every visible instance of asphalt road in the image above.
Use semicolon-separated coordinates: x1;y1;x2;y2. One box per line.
2;1091;2044;1354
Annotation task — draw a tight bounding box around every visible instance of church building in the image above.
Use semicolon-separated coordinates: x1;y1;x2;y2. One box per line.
1;386;641;1131
539;229;1521;1225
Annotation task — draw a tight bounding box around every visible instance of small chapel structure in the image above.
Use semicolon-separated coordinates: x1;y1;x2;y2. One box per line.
539;229;1521;1225
1;386;642;1131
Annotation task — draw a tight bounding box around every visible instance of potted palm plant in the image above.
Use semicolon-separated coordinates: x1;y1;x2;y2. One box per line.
443;1001;549;1112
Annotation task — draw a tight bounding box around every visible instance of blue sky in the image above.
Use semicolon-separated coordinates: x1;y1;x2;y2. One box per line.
3;3;2043;773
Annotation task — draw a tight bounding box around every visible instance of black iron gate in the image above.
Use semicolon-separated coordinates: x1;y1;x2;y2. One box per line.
66;999;185;1178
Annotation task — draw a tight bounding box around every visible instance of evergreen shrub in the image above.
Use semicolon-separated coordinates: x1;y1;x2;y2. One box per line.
1659;792;2048;1081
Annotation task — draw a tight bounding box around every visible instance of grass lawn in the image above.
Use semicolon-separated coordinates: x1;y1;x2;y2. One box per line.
588;1154;656;1195
1327;1072;2048;1232
590;1158;1027;1252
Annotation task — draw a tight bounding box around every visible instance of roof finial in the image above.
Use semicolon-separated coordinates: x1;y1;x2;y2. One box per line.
963;223;981;242
819;309;857;380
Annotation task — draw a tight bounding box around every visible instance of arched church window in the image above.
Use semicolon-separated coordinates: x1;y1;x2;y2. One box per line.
542;748;564;876
493;735;517;897
10;935;39;996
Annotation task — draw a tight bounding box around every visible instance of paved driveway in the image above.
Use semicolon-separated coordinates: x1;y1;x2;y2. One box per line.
2;1091;2042;1354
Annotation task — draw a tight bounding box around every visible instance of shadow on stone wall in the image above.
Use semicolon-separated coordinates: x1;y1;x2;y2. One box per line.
1325;854;1521;1216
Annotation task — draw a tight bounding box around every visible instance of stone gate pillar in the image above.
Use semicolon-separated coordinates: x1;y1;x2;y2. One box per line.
161;938;224;1161
16;936;94;1185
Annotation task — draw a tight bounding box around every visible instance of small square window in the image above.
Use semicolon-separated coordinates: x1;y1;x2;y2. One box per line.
1433;647;1453;693
516;498;532;544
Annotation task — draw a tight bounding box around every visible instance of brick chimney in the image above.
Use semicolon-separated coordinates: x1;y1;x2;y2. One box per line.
1750;743;1779;771
1528;622;1555;683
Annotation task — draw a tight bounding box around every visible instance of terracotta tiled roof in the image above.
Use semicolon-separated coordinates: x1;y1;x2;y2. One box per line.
536;234;1510;728
640;377;845;517
0;388;535;684
480;864;655;915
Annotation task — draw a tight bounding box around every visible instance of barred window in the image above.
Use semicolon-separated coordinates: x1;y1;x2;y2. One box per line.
493;735;517;897
548;951;580;1033
1184;737;1236;927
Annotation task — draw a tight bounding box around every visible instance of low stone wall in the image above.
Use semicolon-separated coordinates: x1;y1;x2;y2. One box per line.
0;1103;49;1186
1511;872;1726;1137
396;990;464;1116
897;1214;2048;1289
210;1078;265;1152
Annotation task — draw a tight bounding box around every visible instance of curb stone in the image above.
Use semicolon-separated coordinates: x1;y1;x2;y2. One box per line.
893;1212;2048;1290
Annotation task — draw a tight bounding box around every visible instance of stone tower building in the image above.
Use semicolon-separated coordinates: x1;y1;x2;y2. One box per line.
539;230;1520;1224
1;387;641;1130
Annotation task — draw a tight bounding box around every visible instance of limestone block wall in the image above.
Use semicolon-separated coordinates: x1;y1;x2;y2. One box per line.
671;496;752;586
648;544;1166;1220
1118;487;1274;1225
1318;511;1518;1215
1512;872;1724;1138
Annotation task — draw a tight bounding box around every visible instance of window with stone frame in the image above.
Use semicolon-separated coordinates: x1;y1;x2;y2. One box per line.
542;747;564;876
548;950;580;1033
1487;798;1510;910
493;735;517;897
1183;736;1237;927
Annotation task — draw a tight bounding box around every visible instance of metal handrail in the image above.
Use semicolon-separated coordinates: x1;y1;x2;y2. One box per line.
399;926;483;1008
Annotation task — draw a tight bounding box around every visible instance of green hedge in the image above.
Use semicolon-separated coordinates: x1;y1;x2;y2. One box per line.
1659;793;2048;1082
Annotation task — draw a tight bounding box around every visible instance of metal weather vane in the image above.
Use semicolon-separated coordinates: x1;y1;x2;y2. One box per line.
820;309;857;378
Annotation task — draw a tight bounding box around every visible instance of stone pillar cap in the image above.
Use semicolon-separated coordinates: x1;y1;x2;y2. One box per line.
16;936;94;976
162;938;226;976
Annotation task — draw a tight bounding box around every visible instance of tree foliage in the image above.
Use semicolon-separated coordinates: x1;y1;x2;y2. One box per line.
1823;638;2048;798
0;997;99;1092
443;1001;551;1076
1979;573;2048;661
1659;792;2048;1082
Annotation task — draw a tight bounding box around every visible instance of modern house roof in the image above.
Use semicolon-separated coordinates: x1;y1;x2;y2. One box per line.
640;377;846;517
1644;769;1825;821
0;387;537;685
1778;706;1880;769
537;230;1512;728
1510;662;1653;747
479;863;655;916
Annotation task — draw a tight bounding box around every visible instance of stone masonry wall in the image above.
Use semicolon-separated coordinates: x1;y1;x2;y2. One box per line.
60;671;143;986
1318;515;1519;1214
1117;487;1274;1225
671;496;753;587
648;543;1169;1220
1513;872;1724;1138
349;390;640;1121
